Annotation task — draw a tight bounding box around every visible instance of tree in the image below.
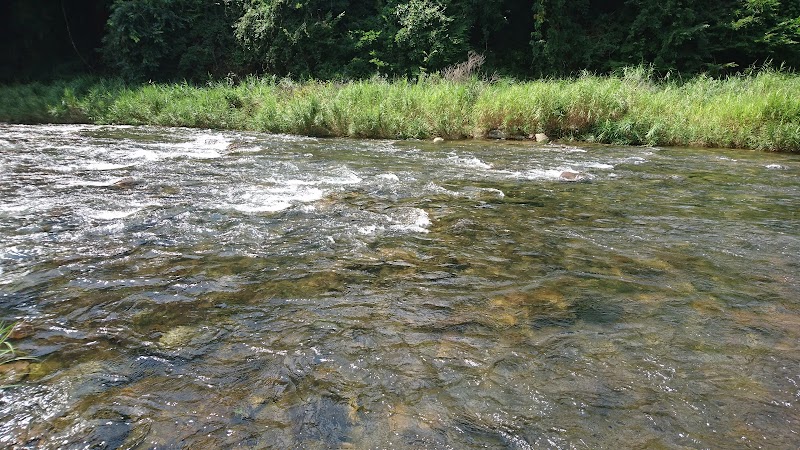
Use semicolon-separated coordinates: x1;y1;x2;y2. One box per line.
0;0;111;82
726;0;800;69
102;0;243;81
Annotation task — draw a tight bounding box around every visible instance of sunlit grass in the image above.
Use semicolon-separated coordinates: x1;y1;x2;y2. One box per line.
1;68;798;151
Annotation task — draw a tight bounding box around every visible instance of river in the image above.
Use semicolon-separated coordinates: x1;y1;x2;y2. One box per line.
1;124;799;448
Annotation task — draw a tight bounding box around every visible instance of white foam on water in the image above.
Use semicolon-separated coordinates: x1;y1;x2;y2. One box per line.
357;225;380;235
765;164;786;170
0;245;50;278
89;222;127;236
481;187;505;199
376;173;400;182
87;209;141;221
459;186;506;200
233;201;292;213
284;179;315;186
50;124;90;134
59;178;120;188
0;202;32;214
229;185;325;213
448;155;493;170
366;141;402;154
173;148;222;159
388;208;431;233
352;208;431;235
583;162;614;170
268;133;319;143
178;133;231;152
126;148;160;161
126;133;231;161
518;168;569;180
46;164;78;173
424;182;458;196
322;168;363;185
0;197;58;214
84;161;132;171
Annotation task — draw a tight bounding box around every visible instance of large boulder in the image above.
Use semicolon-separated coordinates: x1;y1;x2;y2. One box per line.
487;129;506;140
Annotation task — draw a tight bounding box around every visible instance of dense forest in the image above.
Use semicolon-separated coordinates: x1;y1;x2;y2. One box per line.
2;0;799;83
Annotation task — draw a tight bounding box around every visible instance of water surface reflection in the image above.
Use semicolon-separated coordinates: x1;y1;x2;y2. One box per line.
1;125;798;448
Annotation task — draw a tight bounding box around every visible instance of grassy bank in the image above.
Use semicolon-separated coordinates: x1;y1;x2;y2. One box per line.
1;68;798;152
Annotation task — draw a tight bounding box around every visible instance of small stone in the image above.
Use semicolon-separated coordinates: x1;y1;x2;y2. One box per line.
112;177;139;188
535;133;550;143
433;137;444;144
9;322;34;339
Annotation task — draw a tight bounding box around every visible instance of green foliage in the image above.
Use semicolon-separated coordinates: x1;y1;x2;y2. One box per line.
233;0;409;79
728;0;800;68
4;0;799;82
1;323;20;365
0;0;111;83
0;77;123;124
5;68;798;151
392;0;468;75
230;0;531;78
102;0;243;81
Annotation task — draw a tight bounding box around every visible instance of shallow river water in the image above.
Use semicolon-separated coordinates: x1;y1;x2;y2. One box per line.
1;124;799;449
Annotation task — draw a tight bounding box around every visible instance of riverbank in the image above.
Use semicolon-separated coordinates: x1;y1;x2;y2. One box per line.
1;68;798;152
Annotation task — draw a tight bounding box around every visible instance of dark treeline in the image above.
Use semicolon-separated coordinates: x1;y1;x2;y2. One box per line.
2;0;799;83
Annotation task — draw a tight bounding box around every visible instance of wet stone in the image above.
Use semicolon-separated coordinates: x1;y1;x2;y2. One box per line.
9;322;35;339
288;396;353;447
2;124;799;448
0;360;32;385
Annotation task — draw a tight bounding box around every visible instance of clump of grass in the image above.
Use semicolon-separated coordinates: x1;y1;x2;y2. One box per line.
1;322;32;365
1;67;798;151
1;322;36;388
441;51;486;83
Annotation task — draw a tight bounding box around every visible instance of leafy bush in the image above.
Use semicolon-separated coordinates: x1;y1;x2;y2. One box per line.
102;0;243;81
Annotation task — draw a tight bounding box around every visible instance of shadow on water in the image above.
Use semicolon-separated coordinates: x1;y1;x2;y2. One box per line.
1;125;799;448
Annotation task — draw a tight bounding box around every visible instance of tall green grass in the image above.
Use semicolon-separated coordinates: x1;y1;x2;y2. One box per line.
1;68;798;151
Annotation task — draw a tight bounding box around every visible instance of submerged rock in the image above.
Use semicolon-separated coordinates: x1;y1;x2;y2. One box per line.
227;141;246;151
112;177;139;189
9;321;35;339
288;396;352;447
559;170;582;181
0;360;32;385
558;170;592;181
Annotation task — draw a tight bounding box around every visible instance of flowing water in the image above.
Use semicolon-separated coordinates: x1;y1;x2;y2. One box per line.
1;124;799;449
